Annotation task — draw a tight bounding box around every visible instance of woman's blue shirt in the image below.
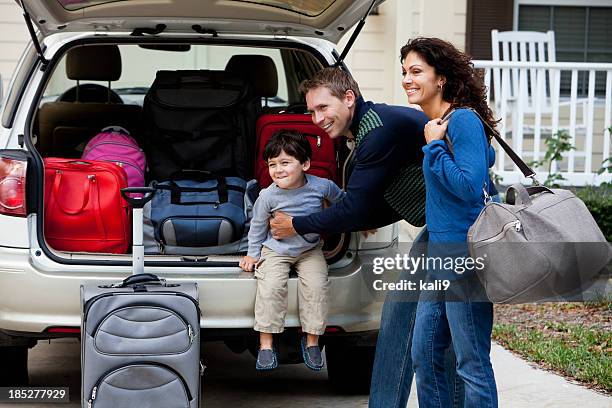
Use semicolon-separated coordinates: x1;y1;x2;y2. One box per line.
421;109;497;243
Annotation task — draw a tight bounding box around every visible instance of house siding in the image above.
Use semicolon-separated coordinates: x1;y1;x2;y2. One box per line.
0;0;469;106
338;0;467;105
0;0;29;99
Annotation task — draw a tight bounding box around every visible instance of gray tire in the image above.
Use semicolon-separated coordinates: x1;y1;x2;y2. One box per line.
0;346;29;386
326;344;376;394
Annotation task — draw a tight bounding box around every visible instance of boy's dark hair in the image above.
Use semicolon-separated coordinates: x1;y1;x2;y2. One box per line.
263;130;312;164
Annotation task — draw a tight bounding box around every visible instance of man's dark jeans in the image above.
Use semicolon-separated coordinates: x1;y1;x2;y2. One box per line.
368;228;464;408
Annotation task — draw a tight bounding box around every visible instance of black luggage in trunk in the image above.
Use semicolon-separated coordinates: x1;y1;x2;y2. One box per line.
143;70;253;180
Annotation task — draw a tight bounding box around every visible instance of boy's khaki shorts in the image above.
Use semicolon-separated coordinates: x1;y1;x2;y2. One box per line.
253;244;329;335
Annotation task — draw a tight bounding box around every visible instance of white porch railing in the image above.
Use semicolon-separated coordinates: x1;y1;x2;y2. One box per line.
473;60;612;186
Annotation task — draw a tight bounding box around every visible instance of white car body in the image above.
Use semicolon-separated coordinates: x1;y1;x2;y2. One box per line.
0;0;395;390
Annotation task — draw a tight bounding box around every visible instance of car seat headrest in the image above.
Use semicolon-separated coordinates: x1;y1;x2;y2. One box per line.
225;55;278;98
66;45;122;82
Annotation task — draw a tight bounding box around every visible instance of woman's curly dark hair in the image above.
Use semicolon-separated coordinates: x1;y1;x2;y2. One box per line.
400;37;499;140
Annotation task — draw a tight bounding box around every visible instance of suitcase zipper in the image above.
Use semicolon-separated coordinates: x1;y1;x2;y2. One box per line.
473;220;522;248
305;134;322;148
156;184;246;194
87;361;193;407
84;291;200;322
84;141;143;155
188;324;194;345
93;158;145;178
150;85;246;109
158;215;238;247
87;387;96;408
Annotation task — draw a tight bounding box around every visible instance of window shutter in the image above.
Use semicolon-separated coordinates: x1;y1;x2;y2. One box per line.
466;0;514;59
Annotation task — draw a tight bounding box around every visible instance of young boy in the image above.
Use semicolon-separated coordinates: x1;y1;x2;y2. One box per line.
239;129;345;371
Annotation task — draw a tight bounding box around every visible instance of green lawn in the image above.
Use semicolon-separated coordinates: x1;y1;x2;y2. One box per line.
493;320;611;393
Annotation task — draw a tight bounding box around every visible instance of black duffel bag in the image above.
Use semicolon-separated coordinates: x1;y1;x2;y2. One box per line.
143;70;252;180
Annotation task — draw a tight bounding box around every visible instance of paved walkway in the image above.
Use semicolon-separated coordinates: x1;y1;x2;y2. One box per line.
397;221;611;407
489;343;610;407
407;343;612;408
405;343;610;407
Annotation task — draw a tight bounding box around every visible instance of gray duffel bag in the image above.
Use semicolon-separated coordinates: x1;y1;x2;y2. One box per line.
466;112;611;303
468;183;611;303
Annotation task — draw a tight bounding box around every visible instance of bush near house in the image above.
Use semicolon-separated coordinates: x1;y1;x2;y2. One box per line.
575;184;612;242
526;129;611;241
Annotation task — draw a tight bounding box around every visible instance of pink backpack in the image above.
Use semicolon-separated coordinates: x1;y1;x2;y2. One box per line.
82;126;146;191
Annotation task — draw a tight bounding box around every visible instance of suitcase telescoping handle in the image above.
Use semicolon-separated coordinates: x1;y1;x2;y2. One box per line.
107;273;165;289
121;187;156;209
118;273;164;287
121;187;156;275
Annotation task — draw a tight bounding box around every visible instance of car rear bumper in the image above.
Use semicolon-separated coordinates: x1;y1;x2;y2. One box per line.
0;246;382;335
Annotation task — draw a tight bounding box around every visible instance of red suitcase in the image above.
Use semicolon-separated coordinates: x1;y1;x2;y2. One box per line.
44;158;131;253
255;113;339;188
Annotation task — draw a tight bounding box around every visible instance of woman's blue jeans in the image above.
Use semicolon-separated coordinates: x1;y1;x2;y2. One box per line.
411;238;498;408
368;228;464;408
412;300;497;408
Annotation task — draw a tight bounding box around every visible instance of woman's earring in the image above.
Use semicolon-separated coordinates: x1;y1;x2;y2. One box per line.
438;84;443;92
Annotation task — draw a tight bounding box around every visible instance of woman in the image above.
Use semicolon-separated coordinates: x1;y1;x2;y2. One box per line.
400;37;499;407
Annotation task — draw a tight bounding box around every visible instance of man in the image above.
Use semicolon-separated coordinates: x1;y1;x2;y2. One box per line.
270;67;463;408
270;67;427;237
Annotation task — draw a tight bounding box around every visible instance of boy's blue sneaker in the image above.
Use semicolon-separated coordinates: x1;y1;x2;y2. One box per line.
300;337;324;371
255;348;278;371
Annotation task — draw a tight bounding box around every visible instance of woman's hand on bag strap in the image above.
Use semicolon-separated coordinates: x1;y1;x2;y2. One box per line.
424;119;448;144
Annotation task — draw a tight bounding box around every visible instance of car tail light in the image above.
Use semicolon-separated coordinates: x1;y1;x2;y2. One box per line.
324;326;344;333
0;156;27;217
297;326;344;334
46;327;80;334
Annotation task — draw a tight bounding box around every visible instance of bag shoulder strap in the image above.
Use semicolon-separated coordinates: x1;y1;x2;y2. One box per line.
440;109;491;203
442;107;538;184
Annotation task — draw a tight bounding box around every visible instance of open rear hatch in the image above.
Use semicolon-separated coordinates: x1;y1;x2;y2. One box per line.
17;0;384;43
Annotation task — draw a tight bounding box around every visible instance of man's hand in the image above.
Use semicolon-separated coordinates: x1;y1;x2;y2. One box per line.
239;255;259;272
270;211;296;239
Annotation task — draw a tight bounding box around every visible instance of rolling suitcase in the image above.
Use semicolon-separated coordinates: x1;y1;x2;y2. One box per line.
255;113;339;188
80;187;202;408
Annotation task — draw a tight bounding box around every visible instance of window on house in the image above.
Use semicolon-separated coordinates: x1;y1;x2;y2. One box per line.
518;3;612;95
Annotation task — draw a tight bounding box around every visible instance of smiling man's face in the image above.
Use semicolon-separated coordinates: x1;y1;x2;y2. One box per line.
305;86;355;139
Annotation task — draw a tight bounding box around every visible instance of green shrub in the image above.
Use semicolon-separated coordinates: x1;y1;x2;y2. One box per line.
575;184;612;241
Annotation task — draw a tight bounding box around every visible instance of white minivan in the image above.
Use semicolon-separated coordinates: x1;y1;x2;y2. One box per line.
0;0;397;392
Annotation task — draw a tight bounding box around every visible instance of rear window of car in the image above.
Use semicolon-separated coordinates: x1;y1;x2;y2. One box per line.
230;0;336;16
58;0;336;16
57;0;115;10
42;44;289;106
